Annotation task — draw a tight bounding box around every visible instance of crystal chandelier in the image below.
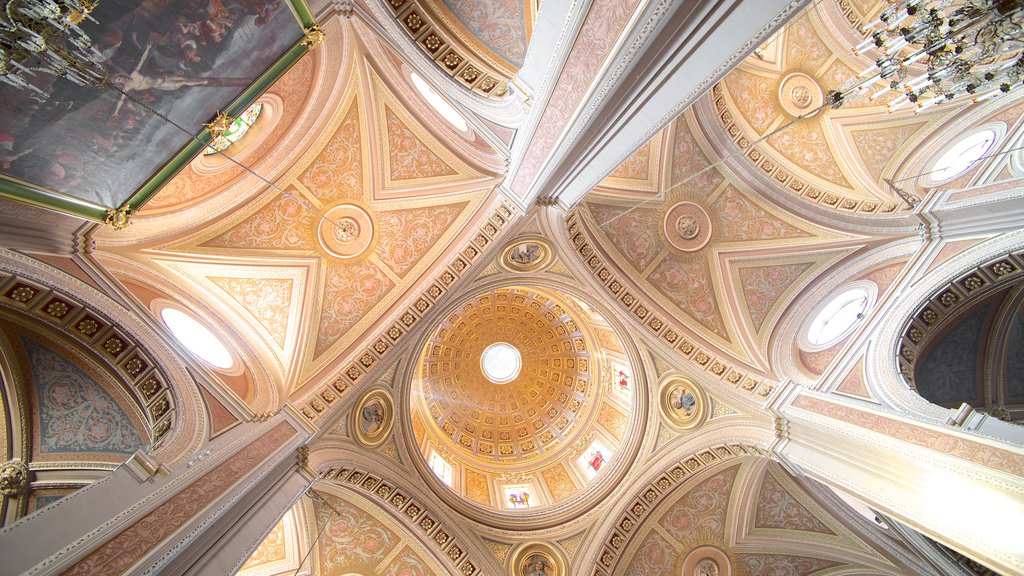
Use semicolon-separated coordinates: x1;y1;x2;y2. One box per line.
0;0;106;97
846;0;1024;113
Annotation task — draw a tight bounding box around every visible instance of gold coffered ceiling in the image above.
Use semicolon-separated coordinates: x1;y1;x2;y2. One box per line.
415;287;598;466
93;16;505;403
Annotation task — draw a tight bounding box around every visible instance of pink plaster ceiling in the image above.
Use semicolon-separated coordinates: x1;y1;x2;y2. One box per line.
618;458;911;575
582;110;862;375
92;16;505;404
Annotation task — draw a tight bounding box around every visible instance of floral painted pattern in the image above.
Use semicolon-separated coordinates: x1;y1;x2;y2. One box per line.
585;203;662;271
209;276;293;347
385;107;456;181
623;531;677;576
669;116;725;198
738;262;813;333
723;69;779;135
735;554;841;576
767;120;850;187
542;463;578;502
754;469;833;533
315;260;394;357
658;464;739;542
25;338;141;455
380;546;435;576
442;0;528;67
609;141;652;180
648;253;729;340
711;186;810;242
203;195;315;250
851;122;927;182
375;204;466;277
300;102;363;202
315;491;397;568
784;15;831;72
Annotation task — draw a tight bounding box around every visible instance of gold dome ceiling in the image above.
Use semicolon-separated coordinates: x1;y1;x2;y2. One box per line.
416;287;597;467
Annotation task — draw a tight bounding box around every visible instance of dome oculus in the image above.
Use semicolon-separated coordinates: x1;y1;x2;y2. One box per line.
481;342;521;384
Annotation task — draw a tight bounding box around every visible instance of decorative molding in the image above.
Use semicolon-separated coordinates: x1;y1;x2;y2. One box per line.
316;465;483;575
382;0;513;99
711;84;904;215
563;211;778;399
588;444;765;574
0;270;173;445
295;199;519;425
896;250;1024;387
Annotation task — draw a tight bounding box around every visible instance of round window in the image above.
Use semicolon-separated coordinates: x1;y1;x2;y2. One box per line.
161;308;234;369
480;342;521;384
411;72;469;132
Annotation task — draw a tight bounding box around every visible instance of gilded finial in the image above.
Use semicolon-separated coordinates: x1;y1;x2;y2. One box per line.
204;111;233;139
302;25;326;49
104;207;133;230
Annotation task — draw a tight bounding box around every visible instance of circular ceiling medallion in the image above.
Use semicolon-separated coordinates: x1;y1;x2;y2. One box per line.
318;203;374;259
682;546;732;576
778;72;824;118
481;342;522;384
352;388;394;447
508;542;568;576
660;377;706;431
663;202;711;252
500;237;555;272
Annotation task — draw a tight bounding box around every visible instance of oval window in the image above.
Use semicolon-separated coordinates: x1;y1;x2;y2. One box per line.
161;308;234;369
927;129;998;183
803;286;874;350
411;72;469;132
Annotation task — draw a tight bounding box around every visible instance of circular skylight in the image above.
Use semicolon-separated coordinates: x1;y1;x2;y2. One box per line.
805;287;872;349
411;72;469;132
160;308;234;369
480;342;521;384
927;129;998;183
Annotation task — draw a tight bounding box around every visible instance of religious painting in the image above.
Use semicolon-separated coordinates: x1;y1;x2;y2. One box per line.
509;544;565;576
670;386;697;417
660;377;706;430
359;400;385;436
352;388;393;446
500;237;554;272
577;440;610;480
521;553;554;576
0;0;306;212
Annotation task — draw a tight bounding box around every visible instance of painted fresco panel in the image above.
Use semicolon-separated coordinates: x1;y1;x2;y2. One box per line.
0;0;302;208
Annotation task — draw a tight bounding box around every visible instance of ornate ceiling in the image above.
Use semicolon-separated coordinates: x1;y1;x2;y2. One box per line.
411;286;634;513
1;0;1022;573
91;16;507;406
576;107;866;378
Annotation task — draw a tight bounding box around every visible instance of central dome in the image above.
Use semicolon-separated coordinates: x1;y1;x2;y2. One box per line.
417;287;596;466
411;286;638;517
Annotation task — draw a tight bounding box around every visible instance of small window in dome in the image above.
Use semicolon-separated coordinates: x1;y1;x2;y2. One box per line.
429;450;453;487
204;102;263;155
578;440;610;480
503;484;532;509
613;364;631;395
411;72;469;132
160;308;234;369
805;287;872;349
927;129;998;183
